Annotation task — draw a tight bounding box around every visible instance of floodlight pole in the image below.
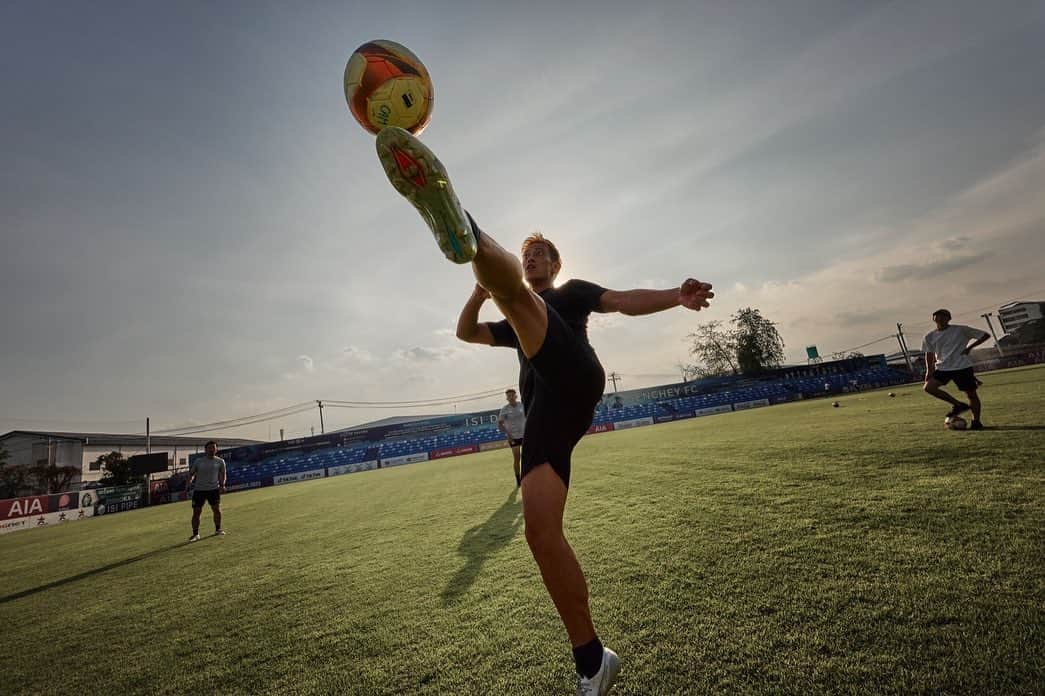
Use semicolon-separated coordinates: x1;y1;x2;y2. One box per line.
608;372;622;393
317;400;325;434
981;312;1004;356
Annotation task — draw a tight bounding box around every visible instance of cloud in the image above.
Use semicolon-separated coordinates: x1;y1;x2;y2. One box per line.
393;346;461;363
693;130;1045;361
833;309;895;327
875;251;993;283
341;345;375;364
934;236;971;251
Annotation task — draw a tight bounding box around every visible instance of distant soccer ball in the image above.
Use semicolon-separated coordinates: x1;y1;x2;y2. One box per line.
344;40;433;135
945;416;968;431
888;392;896;397
832;401;840;408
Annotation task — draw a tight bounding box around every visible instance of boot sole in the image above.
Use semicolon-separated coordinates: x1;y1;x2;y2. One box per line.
375;127;476;264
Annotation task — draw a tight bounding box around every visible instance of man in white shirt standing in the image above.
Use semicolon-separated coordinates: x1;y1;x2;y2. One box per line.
187;440;227;541
497;388;526;487
921;309;990;430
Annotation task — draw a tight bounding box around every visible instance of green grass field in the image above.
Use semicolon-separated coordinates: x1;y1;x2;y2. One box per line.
2;366;1043;695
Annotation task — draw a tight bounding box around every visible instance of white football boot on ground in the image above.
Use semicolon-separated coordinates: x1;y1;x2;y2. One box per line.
575;648;620;695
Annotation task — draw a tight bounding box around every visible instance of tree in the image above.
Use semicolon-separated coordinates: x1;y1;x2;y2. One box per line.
685;320;739;378
685;308;786;377
733;308;785;374
0;446;30;499
676;362;701;383
29;462;80;494
95;451;142;487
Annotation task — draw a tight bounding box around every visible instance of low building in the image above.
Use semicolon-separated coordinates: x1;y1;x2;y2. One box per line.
0;431;260;493
998;301;1045;334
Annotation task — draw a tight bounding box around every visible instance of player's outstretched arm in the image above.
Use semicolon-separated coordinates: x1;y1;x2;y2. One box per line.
600;279;713;316
455;284;497;345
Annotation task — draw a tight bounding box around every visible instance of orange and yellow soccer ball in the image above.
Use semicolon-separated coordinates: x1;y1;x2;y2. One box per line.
344;40;433;135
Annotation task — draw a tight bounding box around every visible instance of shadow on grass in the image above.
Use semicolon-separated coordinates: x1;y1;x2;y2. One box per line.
441;488;523;607
986;425;1045;431
0;541;190;605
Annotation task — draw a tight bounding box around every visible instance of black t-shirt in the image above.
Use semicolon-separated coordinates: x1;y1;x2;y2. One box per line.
488;279;607;351
488;279;607;406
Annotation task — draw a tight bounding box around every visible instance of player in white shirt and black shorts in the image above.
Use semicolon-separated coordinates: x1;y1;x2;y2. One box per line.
921;309;990;429
187;440;227;541
497;388;526;487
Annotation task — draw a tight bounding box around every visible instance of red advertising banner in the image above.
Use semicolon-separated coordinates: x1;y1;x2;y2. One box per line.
0;495;48;520
0;492;80;520
149;479;171;505
430;445;479;460
586;423;615;435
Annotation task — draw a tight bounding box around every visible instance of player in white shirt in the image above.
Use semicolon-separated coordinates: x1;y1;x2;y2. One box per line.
921;309;990;429
187;440;227;541
497;388;526;487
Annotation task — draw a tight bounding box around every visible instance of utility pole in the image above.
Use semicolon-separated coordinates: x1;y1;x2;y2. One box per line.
981;312;1004;356
145;418;151;507
317;400;325;434
280;428;284;442
607;372;622;393
896;324;915;376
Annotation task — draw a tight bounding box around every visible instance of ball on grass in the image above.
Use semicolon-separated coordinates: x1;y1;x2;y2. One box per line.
832;401;840;408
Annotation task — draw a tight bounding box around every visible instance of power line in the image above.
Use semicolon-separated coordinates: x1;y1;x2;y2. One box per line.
152;402;317;435
154;404;319;436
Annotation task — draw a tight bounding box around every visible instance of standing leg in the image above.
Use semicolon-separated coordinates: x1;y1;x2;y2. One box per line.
212;503;223;533
964;388;982;428
190;505;202;539
511;444;522;487
520;463;595;647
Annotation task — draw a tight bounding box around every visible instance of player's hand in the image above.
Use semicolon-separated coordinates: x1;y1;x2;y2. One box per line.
961;347;971;355
473;284;491;301
220;486;227;494
679;278;714;311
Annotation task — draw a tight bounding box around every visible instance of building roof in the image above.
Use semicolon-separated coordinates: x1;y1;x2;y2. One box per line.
0;430;260;448
999;300;1045;310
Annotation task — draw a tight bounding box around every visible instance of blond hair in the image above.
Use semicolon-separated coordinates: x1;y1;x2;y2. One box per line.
521;232;561;263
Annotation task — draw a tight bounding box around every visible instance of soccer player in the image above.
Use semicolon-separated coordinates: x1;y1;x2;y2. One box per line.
921;309;990;429
496;388;526;487
376;127;714;695
187;440;227;541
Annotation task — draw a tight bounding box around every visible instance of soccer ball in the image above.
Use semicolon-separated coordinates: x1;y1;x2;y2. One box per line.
344;40;434;135
945;415;968;431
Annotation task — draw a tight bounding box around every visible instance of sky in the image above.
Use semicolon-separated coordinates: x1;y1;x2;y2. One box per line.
2;0;1044;441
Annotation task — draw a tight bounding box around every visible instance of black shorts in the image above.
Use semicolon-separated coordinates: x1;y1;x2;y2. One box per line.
191;489;221;507
521;307;605;488
509;438;523;448
932;367;977;392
